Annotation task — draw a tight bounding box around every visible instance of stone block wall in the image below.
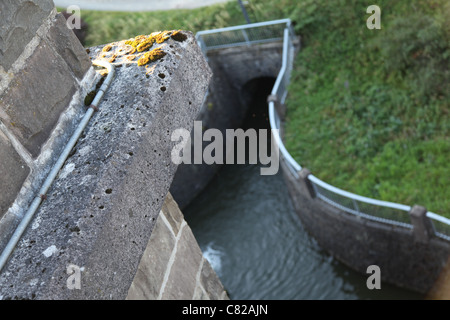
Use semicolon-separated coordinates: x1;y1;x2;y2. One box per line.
0;1;94;246
127;193;228;300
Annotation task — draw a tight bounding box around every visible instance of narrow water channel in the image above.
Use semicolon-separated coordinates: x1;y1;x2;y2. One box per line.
183;78;422;300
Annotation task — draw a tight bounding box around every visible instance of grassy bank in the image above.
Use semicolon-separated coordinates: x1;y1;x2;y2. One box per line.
282;0;449;215
77;0;449;215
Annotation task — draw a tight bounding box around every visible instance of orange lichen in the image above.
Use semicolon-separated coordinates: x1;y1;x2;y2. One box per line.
137;47;166;66
154;31;171;44
124;35;147;48
107;54;117;63
124;31;174;53
102;44;113;52
137;37;155;52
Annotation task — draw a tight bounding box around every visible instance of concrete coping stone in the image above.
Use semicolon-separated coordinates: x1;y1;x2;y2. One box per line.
0;30;212;300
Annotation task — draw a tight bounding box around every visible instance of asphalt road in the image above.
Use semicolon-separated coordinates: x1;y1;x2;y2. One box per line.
53;0;232;11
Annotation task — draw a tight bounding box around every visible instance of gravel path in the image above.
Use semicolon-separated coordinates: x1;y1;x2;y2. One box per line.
53;0;232;11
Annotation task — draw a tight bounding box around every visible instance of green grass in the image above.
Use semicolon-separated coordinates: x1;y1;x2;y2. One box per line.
76;3;249;47
283;0;449;215
75;0;449;216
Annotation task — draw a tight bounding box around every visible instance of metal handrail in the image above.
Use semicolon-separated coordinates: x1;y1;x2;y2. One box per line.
196;19;450;241
196;18;292;36
196;19;294;54
307;174;411;212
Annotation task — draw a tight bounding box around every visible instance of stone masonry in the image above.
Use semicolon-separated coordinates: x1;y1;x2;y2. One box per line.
0;1;95;251
127;193;228;300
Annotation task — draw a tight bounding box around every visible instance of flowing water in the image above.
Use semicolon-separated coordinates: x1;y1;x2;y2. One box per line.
183;78;423;300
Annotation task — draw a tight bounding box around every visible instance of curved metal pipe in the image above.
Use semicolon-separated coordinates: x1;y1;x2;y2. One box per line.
0;60;115;272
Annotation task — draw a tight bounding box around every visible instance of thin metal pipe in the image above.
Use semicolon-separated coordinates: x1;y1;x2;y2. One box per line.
237;0;251;24
268;101;301;172
427;212;450;225
0;60;115;272
196;18;291;36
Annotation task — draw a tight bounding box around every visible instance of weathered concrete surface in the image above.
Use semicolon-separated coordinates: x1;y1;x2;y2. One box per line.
0;0;54;71
0;31;212;299
281;160;450;294
0;132;30;220
127;193;228;300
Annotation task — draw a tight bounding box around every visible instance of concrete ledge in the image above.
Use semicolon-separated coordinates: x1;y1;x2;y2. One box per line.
0;32;212;299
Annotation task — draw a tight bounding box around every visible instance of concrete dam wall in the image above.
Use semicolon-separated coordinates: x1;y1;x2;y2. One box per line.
170;41;292;209
0;0;227;300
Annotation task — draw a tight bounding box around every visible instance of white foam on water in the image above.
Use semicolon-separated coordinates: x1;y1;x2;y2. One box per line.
202;243;224;277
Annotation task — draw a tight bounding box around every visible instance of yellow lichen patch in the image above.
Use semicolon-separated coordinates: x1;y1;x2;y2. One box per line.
137;37;155;52
124;31;174;53
171;30;187;42
126;54;137;61
124;35;147;48
137;47;166;67
102;44;113;52
154;31;171;44
107;54;117;63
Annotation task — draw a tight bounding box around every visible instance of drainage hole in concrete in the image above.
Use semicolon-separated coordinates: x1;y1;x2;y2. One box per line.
105;188;113;194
